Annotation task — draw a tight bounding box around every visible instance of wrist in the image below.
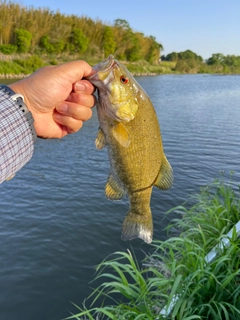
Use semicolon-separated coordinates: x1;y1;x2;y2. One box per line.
0;84;37;143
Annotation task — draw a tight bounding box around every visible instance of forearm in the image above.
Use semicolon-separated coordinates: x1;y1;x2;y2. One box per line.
0;89;34;183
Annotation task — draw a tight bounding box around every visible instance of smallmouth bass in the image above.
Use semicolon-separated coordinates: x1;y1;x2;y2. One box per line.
87;55;173;244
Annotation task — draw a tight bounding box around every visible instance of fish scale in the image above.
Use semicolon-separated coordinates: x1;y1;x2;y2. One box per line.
87;55;173;243
109;94;161;190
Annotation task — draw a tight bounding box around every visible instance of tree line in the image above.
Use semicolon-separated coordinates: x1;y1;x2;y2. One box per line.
0;1;239;75
0;0;162;63
161;50;240;70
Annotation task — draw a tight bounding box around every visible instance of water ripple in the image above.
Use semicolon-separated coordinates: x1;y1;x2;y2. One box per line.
0;74;240;320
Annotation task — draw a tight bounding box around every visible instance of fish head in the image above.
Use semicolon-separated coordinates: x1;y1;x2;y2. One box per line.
88;55;140;122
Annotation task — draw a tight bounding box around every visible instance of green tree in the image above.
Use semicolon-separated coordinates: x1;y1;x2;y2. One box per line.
162;51;178;61
178;50;203;62
163;50;203;62
14;28;32;53
224;55;240;67
40;35;54;53
125;33;142;61
114;19;131;31
113;19;134;60
146;36;163;64
206;53;225;65
40;34;65;54
71;28;89;53
102;26;116;57
207;54;240;67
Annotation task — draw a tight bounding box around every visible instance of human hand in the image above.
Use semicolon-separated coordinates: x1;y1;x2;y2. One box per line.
9;60;95;139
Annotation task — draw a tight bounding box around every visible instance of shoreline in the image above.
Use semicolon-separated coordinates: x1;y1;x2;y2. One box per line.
1;72;240;80
1;54;240;77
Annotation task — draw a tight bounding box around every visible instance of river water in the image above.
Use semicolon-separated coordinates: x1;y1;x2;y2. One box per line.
0;74;240;320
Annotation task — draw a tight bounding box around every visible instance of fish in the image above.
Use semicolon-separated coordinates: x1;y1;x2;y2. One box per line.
87;55;173;244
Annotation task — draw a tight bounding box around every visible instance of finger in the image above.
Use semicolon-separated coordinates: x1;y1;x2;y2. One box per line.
53;112;84;134
73;79;96;94
55;102;93;121
65;92;96;108
59;125;69;138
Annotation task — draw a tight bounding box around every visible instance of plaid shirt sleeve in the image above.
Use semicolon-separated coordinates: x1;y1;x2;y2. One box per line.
0;90;34;183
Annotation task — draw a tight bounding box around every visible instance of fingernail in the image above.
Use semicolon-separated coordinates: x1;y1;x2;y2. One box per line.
75;82;85;92
57;104;68;112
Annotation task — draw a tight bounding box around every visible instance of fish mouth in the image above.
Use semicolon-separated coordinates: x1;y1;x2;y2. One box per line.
87;55;116;84
93;54;115;73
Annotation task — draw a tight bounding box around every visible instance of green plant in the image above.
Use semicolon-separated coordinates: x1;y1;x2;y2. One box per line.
66;177;240;320
14;28;32;53
71;29;89;53
0;44;17;55
102;26;116;58
13;55;46;73
40;35;55;53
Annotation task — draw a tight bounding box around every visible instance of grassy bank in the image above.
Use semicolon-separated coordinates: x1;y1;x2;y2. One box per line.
0;53;176;78
66;177;240;320
1;53;240;78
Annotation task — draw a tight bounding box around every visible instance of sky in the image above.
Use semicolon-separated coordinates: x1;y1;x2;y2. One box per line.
16;0;240;60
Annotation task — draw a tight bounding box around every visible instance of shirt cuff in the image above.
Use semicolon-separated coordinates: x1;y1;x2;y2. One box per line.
0;90;34;183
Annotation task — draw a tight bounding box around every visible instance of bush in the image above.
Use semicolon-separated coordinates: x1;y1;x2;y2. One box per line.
13;55;46;73
0;44;17;55
71;28;89;53
40;35;54;53
14;28;32;53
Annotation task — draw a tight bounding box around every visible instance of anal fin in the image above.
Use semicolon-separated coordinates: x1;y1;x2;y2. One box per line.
105;173;125;200
154;154;173;190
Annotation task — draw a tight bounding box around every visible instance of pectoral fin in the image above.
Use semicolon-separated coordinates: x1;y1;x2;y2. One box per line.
154;155;173;190
95;128;106;150
105;173;125;200
112;123;130;148
116;100;138;122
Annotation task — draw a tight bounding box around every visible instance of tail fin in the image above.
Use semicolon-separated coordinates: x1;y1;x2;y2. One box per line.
121;211;153;244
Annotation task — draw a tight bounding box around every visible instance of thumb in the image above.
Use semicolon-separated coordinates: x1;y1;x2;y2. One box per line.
55;60;93;83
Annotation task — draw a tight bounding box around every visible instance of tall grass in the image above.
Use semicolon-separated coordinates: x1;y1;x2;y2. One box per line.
66;177;240;320
0;55;47;77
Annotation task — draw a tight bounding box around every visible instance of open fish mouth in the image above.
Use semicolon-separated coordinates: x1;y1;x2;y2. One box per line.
87;55;117;85
93;54;115;72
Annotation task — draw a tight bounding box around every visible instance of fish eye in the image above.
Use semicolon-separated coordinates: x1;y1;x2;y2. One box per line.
120;76;129;84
